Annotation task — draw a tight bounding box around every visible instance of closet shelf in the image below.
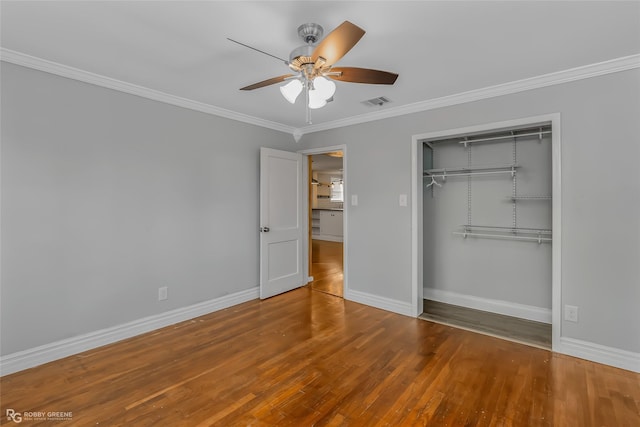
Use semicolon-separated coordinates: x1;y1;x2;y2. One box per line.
460;225;551;233
509;195;552;200
454;225;552;244
458;129;552;147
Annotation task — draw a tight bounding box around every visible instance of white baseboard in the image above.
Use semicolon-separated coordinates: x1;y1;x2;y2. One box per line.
5;286;635;375
0;287;259;376
345;288;414;317
423;287;551;324
557;337;640;373
423;289;639;372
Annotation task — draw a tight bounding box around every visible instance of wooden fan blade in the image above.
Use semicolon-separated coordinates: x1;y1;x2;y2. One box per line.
311;21;365;67
240;74;294;90
328;67;398;85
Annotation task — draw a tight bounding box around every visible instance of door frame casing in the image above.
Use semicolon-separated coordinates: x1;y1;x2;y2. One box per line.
410;113;562;351
299;145;348;295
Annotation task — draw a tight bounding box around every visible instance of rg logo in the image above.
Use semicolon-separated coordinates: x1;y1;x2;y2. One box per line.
6;409;22;423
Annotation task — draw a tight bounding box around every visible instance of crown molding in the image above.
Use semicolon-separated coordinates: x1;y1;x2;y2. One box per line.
2;48;638;138
0;48;296;135
297;53;640;135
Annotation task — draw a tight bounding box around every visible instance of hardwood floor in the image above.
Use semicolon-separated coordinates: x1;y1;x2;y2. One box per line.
421;299;552;350
309;239;343;298
1;287;639;426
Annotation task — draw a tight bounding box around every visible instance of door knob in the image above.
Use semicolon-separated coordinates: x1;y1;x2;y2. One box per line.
260;226;270;233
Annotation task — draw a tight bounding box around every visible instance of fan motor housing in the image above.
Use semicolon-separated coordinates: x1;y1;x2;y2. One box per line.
289;45;314;63
289;23;327;74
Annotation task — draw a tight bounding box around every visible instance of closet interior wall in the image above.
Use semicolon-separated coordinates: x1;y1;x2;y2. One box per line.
423;127;552;317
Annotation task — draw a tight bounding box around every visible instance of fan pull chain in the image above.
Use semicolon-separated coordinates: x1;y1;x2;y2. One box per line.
305;81;311;124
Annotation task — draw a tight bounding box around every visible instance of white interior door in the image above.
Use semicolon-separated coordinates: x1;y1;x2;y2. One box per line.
260;147;304;299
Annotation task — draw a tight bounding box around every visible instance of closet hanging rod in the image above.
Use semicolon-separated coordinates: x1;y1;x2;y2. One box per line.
453;231;552;243
462;225;552;234
424;164;518;174
509;195;552;200
459;130;551;147
425;169;516;179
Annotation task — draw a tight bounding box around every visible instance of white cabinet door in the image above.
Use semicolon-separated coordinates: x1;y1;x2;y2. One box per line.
333;211;344;236
319;210;331;236
328;211;343;236
320;211;343;237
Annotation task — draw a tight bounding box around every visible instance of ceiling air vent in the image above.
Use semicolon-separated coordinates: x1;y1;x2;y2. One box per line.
361;96;391;107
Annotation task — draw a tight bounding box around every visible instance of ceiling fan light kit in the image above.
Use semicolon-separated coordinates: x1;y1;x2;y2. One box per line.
232;21;398;124
280;79;303;104
308;76;336;109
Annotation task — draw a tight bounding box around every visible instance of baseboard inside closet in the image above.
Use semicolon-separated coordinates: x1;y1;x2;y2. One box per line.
420;299;552;350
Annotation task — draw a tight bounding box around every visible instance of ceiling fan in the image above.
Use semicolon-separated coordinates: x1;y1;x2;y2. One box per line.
228;21;398;123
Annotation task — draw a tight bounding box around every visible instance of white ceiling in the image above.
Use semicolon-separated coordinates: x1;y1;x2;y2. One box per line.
2;1;639;131
311;154;343;173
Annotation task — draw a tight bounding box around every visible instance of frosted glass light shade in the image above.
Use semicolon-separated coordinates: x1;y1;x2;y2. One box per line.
313;76;336;100
280;79;303;104
308;88;327;109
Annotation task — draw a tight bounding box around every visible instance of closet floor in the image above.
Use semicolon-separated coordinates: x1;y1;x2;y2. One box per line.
420;300;552;350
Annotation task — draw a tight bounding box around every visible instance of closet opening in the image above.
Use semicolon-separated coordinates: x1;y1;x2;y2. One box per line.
419;121;556;349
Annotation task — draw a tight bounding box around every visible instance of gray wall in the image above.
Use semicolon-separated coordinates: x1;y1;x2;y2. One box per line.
299;69;640;353
1;63;296;355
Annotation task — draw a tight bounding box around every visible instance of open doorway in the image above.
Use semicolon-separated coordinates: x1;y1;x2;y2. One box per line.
307;150;344;298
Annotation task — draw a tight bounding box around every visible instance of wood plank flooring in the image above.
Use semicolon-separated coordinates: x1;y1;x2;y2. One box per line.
309;239;343;298
1;287;639;426
421;299;552;350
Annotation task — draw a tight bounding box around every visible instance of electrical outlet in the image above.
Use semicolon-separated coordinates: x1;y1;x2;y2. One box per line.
351;194;358;206
158;286;168;301
399;194;408;207
564;305;578;322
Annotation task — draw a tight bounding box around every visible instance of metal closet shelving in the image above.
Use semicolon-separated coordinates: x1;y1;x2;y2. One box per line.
452;225;552;244
424;125;552;244
423;164;518;188
509;195;552;200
